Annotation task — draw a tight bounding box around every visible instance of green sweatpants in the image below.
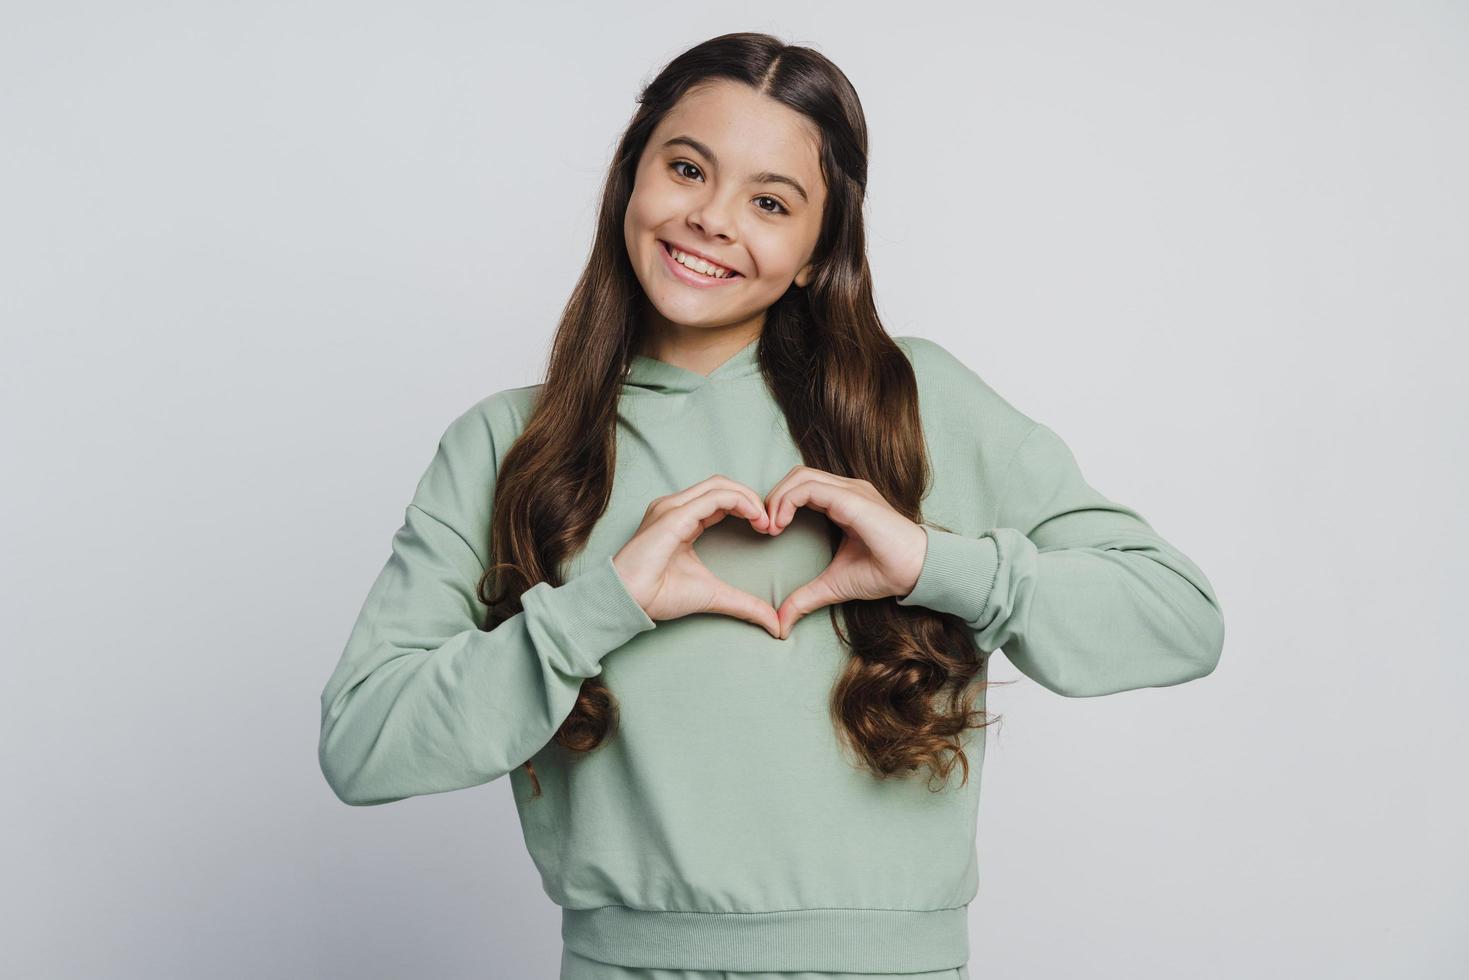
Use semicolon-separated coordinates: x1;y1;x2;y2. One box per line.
560;948;970;979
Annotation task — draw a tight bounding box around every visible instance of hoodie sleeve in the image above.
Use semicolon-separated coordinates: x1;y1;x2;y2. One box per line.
318;399;656;806
897;421;1225;697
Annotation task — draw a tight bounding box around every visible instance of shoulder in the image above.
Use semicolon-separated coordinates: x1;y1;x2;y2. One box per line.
892;334;1037;443
435;383;541;463
408;384;542;546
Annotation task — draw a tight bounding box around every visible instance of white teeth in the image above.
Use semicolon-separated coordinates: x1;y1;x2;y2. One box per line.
668;244;734;278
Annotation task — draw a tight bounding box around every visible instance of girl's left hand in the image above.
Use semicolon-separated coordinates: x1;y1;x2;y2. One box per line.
762;465;929;640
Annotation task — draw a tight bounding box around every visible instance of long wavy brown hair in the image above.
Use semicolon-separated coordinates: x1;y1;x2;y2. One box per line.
479;31;1002;800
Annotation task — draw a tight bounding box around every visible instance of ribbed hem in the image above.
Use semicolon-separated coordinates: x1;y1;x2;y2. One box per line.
522;556;656;675
896;525;1002;628
562;904;970;973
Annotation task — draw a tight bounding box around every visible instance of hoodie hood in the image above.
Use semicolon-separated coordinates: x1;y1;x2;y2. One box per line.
622;335;763;396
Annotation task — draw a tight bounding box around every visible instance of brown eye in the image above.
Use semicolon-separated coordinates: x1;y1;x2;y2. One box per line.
670;160;788;216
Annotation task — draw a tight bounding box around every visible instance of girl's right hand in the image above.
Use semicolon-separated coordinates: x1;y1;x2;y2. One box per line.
611;476;782;639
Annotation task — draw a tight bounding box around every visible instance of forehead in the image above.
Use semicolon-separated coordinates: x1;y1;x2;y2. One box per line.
650;81;823;187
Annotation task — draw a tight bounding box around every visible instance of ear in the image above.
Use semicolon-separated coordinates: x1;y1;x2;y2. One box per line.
793;260;815;289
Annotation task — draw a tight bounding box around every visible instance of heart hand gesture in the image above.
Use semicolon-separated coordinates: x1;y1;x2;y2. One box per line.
764;466;928;640
612;476;781;638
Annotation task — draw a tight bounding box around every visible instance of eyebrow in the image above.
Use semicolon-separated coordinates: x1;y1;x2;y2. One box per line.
660;135;810;204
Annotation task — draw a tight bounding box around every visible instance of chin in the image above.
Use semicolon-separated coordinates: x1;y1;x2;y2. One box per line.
650;298;719;327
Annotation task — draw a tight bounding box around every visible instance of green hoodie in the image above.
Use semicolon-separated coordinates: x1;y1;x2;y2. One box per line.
317;334;1225;974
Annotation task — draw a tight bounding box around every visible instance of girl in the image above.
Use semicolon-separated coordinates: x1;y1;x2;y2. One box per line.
318;32;1224;980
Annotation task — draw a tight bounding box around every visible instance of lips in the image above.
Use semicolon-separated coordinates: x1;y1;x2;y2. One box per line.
658;239;742;279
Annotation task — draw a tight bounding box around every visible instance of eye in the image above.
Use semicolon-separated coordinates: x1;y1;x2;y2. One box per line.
669;160;791;216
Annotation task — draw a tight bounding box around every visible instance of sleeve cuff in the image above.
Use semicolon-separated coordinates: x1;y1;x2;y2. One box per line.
896;524;1002;627
520;555;657;675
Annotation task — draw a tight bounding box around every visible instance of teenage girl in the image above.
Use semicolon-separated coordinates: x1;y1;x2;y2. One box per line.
319;31;1224;980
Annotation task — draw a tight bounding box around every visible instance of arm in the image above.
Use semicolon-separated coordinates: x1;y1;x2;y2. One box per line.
897;421;1225;697
318;411;655;806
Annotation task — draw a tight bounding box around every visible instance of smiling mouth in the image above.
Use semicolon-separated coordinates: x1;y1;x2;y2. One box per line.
659;240;742;279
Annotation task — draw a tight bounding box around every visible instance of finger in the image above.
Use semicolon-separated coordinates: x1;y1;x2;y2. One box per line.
663;476;770;531
769;477;864;533
775;573;842;640
761;466;815;524
705;580;782;638
764;468;865;532
673;488;769;542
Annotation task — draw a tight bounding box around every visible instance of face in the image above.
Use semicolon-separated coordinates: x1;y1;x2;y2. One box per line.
623;79;827;343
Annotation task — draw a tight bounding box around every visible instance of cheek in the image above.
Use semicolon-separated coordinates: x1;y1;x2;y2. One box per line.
624;189;648;233
746;236;806;281
624;193;662;259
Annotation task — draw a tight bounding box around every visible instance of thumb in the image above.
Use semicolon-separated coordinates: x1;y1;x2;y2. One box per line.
705;579;782;639
775;575;841;641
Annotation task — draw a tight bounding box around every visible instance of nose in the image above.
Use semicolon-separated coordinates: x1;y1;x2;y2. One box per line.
686;194;738;243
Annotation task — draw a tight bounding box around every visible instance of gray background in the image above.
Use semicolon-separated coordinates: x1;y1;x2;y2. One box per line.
4;2;1464;977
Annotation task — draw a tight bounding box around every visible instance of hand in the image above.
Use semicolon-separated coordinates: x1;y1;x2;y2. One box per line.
612;475;782;638
763;466;929;640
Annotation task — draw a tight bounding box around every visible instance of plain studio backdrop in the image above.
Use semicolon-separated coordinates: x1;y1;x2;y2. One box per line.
3;2;1464;978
